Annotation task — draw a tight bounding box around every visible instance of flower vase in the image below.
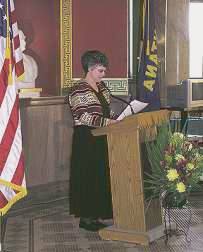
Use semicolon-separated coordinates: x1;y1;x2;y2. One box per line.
161;191;191;244
161;192;187;209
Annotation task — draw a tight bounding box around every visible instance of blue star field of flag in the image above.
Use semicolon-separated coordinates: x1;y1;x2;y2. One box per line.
0;0;7;38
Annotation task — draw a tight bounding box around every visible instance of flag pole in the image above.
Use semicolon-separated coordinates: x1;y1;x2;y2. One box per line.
1;0;11;249
5;0;12;85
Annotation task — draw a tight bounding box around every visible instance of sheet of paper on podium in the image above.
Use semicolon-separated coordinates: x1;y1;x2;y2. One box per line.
117;99;148;121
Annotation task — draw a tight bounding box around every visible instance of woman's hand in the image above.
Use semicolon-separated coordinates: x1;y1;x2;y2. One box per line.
107;119;118;125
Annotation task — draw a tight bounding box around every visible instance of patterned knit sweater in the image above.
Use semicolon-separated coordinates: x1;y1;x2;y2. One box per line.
69;81;113;127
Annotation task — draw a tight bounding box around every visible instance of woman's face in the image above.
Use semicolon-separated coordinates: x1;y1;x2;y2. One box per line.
88;64;107;83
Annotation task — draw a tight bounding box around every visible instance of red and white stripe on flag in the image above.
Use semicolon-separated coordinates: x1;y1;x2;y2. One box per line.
0;0;27;215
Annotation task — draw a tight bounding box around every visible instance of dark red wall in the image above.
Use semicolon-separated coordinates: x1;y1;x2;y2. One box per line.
15;0;127;94
15;0;60;96
72;0;128;78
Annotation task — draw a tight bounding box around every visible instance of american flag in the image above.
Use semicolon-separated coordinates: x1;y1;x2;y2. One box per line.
0;0;27;215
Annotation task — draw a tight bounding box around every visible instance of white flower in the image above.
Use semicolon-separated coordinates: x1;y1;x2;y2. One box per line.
188;144;193;150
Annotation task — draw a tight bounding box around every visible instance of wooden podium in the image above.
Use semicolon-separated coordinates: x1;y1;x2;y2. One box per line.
92;110;170;245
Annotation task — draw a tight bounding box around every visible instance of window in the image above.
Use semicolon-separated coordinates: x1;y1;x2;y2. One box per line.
189;2;203;77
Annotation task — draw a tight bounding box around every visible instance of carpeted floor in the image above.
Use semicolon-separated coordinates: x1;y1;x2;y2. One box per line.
2;192;203;252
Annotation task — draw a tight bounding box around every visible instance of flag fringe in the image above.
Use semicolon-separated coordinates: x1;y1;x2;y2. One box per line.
0;178;27;215
16;72;25;81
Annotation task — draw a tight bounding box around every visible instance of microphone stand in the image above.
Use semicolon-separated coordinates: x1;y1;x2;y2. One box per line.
110;94;135;115
103;83;135;116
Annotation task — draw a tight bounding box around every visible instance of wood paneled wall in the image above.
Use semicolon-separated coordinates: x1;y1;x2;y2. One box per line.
20;97;73;187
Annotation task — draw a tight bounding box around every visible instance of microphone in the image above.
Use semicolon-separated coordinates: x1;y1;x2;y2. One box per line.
103;82;135;115
110;93;135;115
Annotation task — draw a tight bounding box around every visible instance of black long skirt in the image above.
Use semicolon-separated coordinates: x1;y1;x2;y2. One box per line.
69;125;113;219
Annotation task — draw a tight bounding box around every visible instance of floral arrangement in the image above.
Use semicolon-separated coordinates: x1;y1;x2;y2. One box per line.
144;125;203;207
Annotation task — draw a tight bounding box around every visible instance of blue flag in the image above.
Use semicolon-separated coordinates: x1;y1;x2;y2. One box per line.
137;0;160;111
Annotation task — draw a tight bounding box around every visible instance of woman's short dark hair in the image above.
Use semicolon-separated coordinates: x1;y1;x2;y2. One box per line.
81;50;109;74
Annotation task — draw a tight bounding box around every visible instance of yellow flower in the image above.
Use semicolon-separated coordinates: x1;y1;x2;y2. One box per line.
170;133;185;146
166;169;179;181
176;182;186;193
165;154;172;164
175;154;185;161
173;132;184;139
186;163;195;170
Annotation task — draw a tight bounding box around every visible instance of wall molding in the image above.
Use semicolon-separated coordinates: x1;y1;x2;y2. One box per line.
103;78;128;95
60;0;72;92
72;78;129;95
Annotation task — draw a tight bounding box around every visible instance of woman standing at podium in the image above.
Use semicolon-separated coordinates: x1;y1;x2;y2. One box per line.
68;50;117;231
